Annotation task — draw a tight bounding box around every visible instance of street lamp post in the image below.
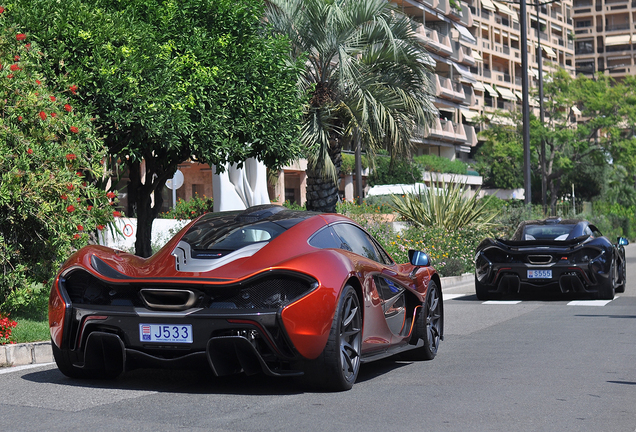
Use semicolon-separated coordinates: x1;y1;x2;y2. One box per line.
520;0;532;206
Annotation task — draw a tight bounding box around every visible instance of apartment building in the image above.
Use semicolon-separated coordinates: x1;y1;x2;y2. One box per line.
395;0;576;160
572;0;636;77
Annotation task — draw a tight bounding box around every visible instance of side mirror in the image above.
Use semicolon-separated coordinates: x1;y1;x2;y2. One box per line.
618;237;629;246
408;250;430;267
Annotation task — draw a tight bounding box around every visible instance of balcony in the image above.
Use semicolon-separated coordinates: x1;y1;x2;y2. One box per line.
460;4;474;27
437;75;466;102
606;23;631;31
421;0;439;8
463;85;476;105
426;118;457;141
464;124;478;147
436;0;452;16
452;42;476;66
415;25;453;57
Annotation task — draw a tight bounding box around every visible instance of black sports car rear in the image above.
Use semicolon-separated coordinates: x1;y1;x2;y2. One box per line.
474;218;629;300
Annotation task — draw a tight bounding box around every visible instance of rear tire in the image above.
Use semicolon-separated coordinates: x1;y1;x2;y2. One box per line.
475;275;496;301
52;341;94;379
615;253;626;293
597;259;616;300
300;285;362;391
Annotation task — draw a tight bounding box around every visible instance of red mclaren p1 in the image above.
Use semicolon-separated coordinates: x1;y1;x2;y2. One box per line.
49;205;443;390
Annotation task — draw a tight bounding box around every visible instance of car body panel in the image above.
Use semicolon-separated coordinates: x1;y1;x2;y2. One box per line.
475;218;628;298
49;205;442;381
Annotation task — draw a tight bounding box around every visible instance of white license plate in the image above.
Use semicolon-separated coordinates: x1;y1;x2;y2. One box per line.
527;269;552;279
139;324;193;343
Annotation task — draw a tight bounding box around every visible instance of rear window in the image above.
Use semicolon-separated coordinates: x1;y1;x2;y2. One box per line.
181;214;287;257
522;224;575;241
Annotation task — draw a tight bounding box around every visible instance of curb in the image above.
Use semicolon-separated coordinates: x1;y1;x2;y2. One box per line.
1;272;474;369
1;341;53;368
440;272;473;288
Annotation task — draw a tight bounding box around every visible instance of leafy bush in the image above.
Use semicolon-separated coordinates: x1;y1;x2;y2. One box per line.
367;156;422;186
390;180;500;230
7;318;49;344
0;14;113;316
414;154;468;175
161;195;214;220
282;200;306;211
588;201;636;241
340;153;368;175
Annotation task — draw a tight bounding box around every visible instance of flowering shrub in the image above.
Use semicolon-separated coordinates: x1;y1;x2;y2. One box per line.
0;10;114;316
160;194;214;220
0;314;17;345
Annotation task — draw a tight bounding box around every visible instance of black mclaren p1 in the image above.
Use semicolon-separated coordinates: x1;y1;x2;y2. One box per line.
474;218;629;300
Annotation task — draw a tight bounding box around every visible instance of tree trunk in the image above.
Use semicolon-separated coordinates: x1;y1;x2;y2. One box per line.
306;138;342;212
126;157;175;258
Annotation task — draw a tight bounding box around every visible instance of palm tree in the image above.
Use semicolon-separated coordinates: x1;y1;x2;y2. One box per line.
266;0;436;211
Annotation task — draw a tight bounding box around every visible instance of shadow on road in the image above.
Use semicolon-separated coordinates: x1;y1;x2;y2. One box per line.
20;356;413;395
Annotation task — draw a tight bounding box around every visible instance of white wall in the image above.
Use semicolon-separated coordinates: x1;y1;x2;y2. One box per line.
98;217;191;252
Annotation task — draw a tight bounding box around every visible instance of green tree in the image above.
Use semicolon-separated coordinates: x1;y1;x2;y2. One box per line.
266;0;436;212
11;0;304;257
0;14;113;313
474;112;524;189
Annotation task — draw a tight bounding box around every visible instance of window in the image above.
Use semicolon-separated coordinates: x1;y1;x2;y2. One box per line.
331;223;392;264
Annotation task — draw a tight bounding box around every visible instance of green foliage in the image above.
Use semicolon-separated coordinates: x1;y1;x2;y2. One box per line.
161;195;214;220
337;200;393;215
0;15;113;314
340;153;369;175
474;113;524;189
368;157;422;186
588;201;636;240
11;0;305;256
414;154;468;175
267;0;436;210
282;200;306;211
390;180;501;230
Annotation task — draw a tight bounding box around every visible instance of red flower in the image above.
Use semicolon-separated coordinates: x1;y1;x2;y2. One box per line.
60;195;68;200
50;96;56;102
97;225;105;231
25;43;31;50
87;205;93;211
10;64;19;71
35;79;41;85
0;6;4;13
18;116;22;122
76;197;81;202
16;33;26;41
107;191;116;199
113;211;121;217
67;184;74;191
70;126;79;133
14;55;19;61
69;84;78;94
66;153;76;160
76;171;82;176
64;104;72;112
27;148;33;154
7;74;13;79
39;111;46;120
51;112;57;117
73;234;81;240
67;205;75;213
77;225;84;231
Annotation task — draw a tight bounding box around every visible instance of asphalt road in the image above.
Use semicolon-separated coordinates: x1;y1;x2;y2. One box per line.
2;245;636;432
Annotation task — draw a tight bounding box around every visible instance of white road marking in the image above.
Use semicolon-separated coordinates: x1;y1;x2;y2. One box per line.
0;362;55;375
482;300;523;305
567;298;616;306
443;293;470;301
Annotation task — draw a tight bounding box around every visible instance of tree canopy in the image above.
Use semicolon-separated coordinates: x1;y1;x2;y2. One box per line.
0;12;113;315
475;69;636;212
266;0;436;211
10;0;305;256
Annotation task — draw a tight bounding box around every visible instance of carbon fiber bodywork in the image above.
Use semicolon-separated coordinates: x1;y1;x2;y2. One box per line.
474;219;628;300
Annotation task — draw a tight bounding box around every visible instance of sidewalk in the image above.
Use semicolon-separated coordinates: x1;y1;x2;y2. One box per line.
0;273;473;368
